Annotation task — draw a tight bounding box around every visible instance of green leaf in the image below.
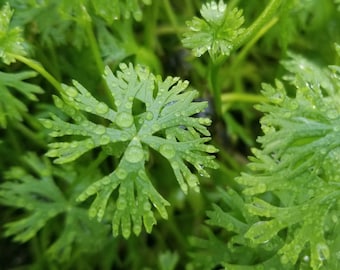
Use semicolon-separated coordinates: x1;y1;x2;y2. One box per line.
0;2;26;64
42;63;218;237
237;52;340;269
182;0;245;61
0;153;109;262
0;71;43;128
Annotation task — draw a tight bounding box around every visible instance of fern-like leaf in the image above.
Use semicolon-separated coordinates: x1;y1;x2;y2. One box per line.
0;153;109;261
41;63;218;238
237;51;340;269
182;0;245;61
0;71;43;128
0;3;26;64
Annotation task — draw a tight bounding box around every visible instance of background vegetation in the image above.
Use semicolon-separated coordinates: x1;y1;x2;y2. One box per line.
0;0;340;269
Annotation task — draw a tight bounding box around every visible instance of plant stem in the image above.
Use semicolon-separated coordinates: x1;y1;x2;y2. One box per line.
208;61;223;117
10;53;64;94
163;0;181;39
232;17;278;69
234;0;282;49
221;92;268;104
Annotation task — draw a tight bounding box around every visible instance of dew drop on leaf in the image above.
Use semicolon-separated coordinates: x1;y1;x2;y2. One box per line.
206;145;218;153
256;183;267;193
117;198;127;210
116;112;134;128
151;123;161;132
280;254;289;264
96;102;109;114
122;228;131;239
143;201;151;211
159;144;176;159
125;145;144;163
119;186;127;194
327;109;338;119
133;224;142;235
145;111;154;121
86;139;95;148
41;119;53;129
97;208;105;220
101;176;110;185
316;243;330;261
65;87;78;98
100;135;111;145
94;125;106;135
187;174;199;188
116;168;127;179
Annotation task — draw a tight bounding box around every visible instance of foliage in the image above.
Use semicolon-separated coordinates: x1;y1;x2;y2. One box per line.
0;0;339;269
182;0;245;61
42;63;218;238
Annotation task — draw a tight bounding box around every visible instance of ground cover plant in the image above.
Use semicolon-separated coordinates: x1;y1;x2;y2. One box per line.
0;0;339;269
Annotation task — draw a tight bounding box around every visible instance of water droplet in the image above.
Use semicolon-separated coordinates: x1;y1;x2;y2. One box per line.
199;118;211;125
159;144;176;159
316;243;330;261
116;112;134;128
97;208;105;220
256;183;267;193
86;185;97;195
151;123;161;132
206;145;218;153
133;224;142;235
125;145;144;163
117;198;127;210
145;111;154;121
327;109;338;119
85;106;92;112
332;214;338;223
86;139;95;148
100;135;110;145
116;168;127;179
41;119;53;129
171;161;179;169
101;176;110;185
187;174;198;188
143;202;151;211
96;102;109;114
66;86;78;98
94;125;106;135
280;255;289;264
122;228;131;239
125;102;132;109
119;186;127;195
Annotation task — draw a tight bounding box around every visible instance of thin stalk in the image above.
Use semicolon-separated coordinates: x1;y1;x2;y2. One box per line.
163;0;181;39
221;92;268;104
234;0;282;49
232;16;278;68
10;53;64;94
84;20;104;73
83;17;116;107
208;61;223;117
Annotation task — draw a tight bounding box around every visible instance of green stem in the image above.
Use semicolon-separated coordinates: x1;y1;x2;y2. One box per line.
84;20;104;73
163;0;181;39
221;92;268;104
232;17;278;68
209;61;223;116
234;0;282;49
10;53;64;94
83;16;116;107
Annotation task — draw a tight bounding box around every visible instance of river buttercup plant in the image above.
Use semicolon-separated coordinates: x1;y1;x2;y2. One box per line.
0;0;339;269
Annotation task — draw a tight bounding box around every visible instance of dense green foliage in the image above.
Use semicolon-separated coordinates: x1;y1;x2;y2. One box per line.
0;0;339;269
